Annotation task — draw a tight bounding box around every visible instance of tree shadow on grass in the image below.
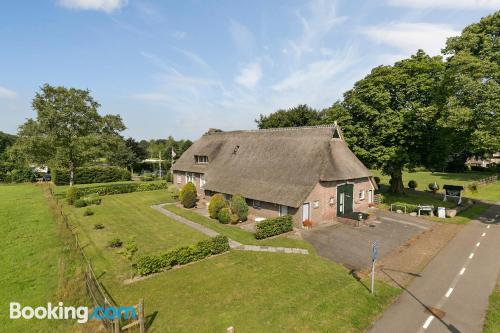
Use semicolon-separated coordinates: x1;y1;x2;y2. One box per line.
145;311;158;331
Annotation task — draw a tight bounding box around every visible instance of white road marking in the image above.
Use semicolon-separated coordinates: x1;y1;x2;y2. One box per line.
460;267;466;275
469;253;474;259
445;288;454;297
482;232;486;236
476;242;480;247
487;225;491;229
423;316;434;329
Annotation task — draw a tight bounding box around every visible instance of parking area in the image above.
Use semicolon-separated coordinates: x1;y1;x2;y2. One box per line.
301;210;435;270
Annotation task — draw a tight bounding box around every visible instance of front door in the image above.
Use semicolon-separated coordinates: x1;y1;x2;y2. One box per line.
337;183;353;215
302;203;310;222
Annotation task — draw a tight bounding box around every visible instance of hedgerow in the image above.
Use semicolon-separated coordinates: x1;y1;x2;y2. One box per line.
255;215;293;239
53;166;131;185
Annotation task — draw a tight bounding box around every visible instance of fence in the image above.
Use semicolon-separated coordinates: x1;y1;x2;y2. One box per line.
473;175;497;186
45;184;146;333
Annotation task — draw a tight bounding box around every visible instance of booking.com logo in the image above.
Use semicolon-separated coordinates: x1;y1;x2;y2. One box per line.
10;302;136;323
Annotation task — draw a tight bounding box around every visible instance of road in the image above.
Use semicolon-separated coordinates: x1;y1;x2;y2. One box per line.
368;203;500;333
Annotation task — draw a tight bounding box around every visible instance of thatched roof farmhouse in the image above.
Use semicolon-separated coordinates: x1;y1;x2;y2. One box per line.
172;124;376;226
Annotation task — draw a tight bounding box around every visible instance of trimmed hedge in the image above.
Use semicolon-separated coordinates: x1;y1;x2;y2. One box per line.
53;166;131;185
136;235;230;276
180;182;197;208
255;215;293;239
68;181;169;197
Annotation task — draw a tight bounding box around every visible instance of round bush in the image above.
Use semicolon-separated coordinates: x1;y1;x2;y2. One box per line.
230;214;239;225
208;193;227;219
230;194;248;222
74;199;87;208
66;186;79;205
83;208;94;216
374;176;381;185
180;182;197;208
408;180;417;189
217;207;231;224
167;185;180;199
428;182;440;192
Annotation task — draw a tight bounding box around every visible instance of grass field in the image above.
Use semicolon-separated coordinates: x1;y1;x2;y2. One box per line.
164;204;315;251
61;190;208;284
484;282;500;333
371;170;499;202
0;184;85;332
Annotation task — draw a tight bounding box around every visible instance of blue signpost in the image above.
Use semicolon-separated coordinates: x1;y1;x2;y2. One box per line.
371;241;378;294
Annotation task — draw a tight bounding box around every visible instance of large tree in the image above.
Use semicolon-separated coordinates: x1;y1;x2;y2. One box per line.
439;11;500;167
14;84;126;185
256;104;321;129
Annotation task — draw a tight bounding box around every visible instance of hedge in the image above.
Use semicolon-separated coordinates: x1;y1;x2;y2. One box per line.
53;166;131;185
255;215;293;239
67;181;169;197
136;235;230;276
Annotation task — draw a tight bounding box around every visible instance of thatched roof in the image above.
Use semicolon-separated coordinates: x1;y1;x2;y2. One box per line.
172;125;372;207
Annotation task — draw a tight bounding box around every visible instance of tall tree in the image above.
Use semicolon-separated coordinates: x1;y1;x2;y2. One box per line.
13;84;126;185
439;11;500;167
256;104;321;129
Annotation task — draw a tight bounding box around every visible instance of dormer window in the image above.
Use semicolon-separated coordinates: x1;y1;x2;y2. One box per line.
195;155;209;164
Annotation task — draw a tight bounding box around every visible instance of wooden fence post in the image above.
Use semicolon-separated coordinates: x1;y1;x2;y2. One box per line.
227;326;235;333
139;298;145;333
113;316;120;333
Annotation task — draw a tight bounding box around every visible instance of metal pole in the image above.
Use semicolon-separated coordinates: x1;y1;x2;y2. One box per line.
371;259;375;294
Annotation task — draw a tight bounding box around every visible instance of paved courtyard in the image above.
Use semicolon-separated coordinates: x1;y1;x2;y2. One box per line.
301;210;435;269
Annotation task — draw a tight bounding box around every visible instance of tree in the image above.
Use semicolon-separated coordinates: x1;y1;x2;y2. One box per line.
439;11;500;165
326;51;446;193
256;104;321;129
208;193;227;219
230;194;248;222
13;84;125;185
179;182;197;208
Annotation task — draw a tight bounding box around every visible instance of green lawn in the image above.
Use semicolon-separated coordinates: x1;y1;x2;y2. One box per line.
164;204;314;251
371;170;499;202
0;184;84;332
484;286;500;333
61;190;208;284
112;251;399;333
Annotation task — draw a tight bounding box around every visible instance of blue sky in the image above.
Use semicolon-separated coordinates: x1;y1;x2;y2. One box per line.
0;0;498;140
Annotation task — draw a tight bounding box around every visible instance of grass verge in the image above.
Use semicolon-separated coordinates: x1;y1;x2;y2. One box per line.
484;275;500;333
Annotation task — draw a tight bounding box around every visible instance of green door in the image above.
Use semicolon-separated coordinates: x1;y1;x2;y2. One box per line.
337;183;353;215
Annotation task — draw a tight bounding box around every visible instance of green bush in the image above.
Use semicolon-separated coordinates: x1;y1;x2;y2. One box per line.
167;185;180;199
230;213;239;225
255;215;293;239
2;167;36;183
136;235;230;276
83;208;94;216
68;181;168;197
467;182;478;193
180;182;197;208
74;199;87;208
373;176;381;185
53;166;131;185
208;193;227;219
408;180;417;189
66;186;80;205
230;194;248;222
83;193;101;205
108;238;123;248
428;182;440;192
217;207;231;224
94;223;105;230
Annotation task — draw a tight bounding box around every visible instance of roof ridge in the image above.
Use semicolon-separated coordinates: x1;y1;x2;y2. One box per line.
206;124;337;135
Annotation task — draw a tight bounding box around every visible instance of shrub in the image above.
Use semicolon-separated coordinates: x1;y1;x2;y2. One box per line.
108;238;123;248
94;223;105;230
230;214;239;225
167;185;180;199
83;208;94;216
53;166;131;185
230;194;248;222
467;182;478;193
255;215;293;239
408;180;417;189
374;176;381;185
121;238;138;261
66;186;80;205
83;193;101;205
136;235;229;276
66;181;168;197
217;207;231;224
208;193;227;219
180;182;197;208
74;199;87;208
428;182;440;193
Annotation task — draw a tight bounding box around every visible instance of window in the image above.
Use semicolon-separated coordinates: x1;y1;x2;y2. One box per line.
329;196;335;206
195;155;209;164
279;205;288;216
253;200;262;209
177;175;182;184
200;175;206;188
359;190;365;200
186;172;195;183
313;200;319;208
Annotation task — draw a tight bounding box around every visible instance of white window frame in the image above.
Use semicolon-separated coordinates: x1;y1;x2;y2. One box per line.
195;155;209;164
186;172;195;183
359;190;365;201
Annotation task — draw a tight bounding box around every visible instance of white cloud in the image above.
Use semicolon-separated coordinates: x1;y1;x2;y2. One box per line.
0;86;17;99
362;22;460;55
172;31;187;39
58;0;126;13
387;0;500;9
287;0;347;60
228;19;255;54
235;63;262;89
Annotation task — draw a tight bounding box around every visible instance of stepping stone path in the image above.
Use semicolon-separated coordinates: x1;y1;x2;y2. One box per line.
152;204;309;255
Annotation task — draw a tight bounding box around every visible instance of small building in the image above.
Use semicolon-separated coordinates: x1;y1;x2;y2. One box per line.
172;124;377;227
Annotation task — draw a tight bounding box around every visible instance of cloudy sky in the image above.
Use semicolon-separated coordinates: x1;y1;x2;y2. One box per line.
0;0;497;139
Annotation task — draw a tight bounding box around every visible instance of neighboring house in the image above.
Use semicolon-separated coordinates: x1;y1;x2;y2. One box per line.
467;152;500;168
172;124;377;227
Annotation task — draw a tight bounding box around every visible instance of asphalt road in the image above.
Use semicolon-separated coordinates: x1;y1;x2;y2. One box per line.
368;203;500;333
